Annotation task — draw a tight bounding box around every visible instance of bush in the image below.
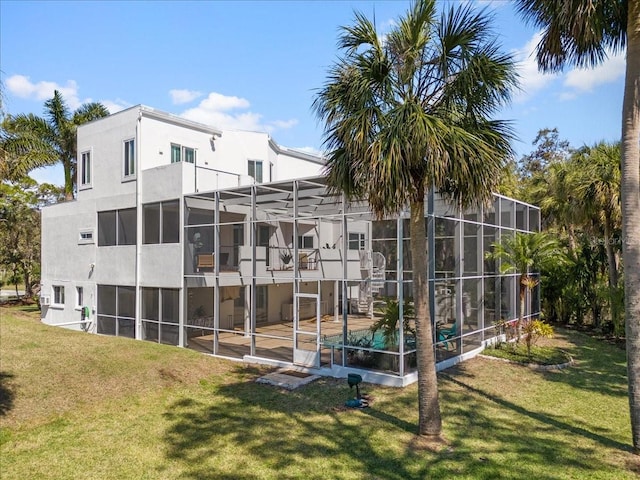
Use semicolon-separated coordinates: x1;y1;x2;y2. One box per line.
523;320;554;357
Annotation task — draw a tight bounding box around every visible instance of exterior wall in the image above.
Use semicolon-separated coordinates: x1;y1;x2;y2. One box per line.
41;200;97;329
42;105;326;334
76;107;139;203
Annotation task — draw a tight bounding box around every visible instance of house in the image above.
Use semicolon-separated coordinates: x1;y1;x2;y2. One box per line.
40;105;540;386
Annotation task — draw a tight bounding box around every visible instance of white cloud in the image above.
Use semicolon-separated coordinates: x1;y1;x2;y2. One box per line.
512;32;560;103
5;74;86;109
179;91;297;133
169;89;203;105
100;99;131;113
198;92;250;111
563;50;625;93
271;119;298;129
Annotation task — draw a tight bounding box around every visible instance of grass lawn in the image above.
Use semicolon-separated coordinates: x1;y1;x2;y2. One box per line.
1;306;638;479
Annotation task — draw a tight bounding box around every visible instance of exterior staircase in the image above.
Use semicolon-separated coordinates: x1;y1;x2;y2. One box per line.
357;251;386;314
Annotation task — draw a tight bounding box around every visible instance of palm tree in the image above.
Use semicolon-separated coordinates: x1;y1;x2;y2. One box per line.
1;90;109;199
314;0;517;436
488;232;568;340
515;0;640;452
573;142;622;329
527;160;581;254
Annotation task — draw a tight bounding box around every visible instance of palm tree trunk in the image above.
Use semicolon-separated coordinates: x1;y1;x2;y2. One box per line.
623;0;640;454
518;275;526;341
63;157;73;200
604;214;619;289
411;198;442;437
567;224;577;257
604;214;619;329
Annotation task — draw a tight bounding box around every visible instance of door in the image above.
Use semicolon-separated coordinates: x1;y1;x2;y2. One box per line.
293;293;320;367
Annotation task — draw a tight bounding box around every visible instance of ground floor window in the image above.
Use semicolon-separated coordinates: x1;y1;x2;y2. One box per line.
96;285;136;338
76;286;84;308
53;285;65;306
141;287;180;345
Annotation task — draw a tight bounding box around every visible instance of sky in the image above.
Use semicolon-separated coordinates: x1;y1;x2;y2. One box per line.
0;0;626;186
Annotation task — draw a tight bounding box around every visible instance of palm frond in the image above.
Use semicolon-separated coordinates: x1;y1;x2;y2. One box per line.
515;0;627;72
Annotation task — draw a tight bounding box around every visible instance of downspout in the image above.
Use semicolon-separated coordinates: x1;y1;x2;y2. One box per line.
135;107;142;340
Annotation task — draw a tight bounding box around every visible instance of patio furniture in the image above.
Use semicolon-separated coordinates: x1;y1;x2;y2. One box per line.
437;321;457;350
196;253;214;272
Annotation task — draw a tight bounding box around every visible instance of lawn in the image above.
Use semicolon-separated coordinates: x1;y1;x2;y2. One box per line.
1;305;638;479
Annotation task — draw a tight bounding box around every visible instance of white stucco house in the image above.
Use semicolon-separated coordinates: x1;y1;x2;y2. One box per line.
40;105;540;386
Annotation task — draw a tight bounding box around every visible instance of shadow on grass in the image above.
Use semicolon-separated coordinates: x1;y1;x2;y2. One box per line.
540;329;629;398
440;372;632;453
162;365;620;479
0;372;15;416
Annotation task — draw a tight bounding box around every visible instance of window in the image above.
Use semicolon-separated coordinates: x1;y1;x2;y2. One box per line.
98;208;136;246
76;286;84;308
298;235;314;249
349;233;366;250
256;285;267;310
143;203;161;244
143;200;179;244
97;285;136;338
171;144;181;163
124;139;135;177
80;151;91;186
78;229;94;244
53;285;65;306
171;144;195;164
141;287;179;345
248;160;263;183
184;147;195;164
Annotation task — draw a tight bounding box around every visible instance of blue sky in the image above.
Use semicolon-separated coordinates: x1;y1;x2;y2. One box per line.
1;0;626;186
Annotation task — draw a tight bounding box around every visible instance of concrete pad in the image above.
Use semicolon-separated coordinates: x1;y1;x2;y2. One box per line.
256;369;320;390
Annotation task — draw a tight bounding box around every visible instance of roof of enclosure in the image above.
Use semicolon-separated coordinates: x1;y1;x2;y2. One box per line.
184;174;539;218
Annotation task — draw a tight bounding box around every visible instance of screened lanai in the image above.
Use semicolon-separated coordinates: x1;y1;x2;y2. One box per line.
183;175;540;384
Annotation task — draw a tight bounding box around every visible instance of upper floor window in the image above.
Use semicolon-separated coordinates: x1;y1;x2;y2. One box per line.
298;235;314;249
248;160;263;183
143;200;179;244
124;139;135;177
78;229;94;245
349;233;366;250
98;208;137;246
171;144;195;164
80;151;91;186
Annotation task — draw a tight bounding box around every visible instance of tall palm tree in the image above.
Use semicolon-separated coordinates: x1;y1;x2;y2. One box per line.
515;0;640;452
1;90;109;199
314;0;517;436
574;142;622;324
488;232;568;339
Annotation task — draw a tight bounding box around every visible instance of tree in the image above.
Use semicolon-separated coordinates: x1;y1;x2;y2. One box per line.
519;127;571;179
515;0;640;452
314;0;517;436
488;232;568;340
573;142;622;329
0;178;63;298
0;91;108;199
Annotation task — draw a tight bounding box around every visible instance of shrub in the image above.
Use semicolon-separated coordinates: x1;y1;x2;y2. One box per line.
523;320;554;357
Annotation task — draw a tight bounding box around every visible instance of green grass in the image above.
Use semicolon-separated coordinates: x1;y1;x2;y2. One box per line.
1;306;638;479
482;343;572;365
